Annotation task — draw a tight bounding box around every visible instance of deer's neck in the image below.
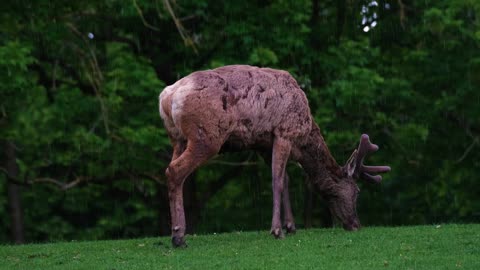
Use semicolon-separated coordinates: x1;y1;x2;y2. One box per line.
294;123;343;191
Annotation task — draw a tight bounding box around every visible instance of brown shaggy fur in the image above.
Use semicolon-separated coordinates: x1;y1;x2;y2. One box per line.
159;65;389;247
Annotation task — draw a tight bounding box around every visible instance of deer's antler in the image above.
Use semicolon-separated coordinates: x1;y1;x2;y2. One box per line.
345;134;391;183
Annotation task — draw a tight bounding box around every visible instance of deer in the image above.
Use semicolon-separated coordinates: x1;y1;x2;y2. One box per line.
159;65;390;247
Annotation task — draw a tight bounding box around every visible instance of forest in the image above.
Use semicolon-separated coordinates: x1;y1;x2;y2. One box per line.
1;0;479;244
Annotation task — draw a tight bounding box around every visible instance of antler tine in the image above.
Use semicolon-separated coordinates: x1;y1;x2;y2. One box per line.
355;134;391;183
361;173;383;184
356;134;378;164
362;165;391;174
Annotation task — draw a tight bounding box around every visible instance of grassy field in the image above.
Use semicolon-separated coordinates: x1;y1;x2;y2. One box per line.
0;224;478;270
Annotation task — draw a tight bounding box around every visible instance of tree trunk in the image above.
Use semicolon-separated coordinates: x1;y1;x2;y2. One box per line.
4;141;25;244
336;0;346;42
311;0;319;26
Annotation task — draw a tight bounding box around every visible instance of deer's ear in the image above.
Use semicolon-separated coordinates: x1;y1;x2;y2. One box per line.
345;150;358;178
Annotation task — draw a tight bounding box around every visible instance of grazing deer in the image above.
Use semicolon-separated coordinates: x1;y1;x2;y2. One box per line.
159;65;390;247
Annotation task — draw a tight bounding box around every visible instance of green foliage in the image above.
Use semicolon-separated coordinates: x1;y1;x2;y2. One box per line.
0;225;479;270
0;41;37;139
248;47;279;66
0;0;479;243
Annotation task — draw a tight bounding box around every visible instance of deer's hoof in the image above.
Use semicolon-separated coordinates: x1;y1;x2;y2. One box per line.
172;236;187;248
285;223;296;234
270;228;284;239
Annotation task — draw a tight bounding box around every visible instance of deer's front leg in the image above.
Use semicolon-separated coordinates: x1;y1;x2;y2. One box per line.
260;152;296;234
270;137;292;239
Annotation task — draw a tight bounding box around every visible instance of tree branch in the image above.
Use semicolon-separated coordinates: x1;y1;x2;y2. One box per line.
0;167;8;176
162;0;198;54
397;0;406;29
206;160;258;166
456;137;479;163
0;168;89;191
133;0;161;31
31;177;87;191
65;22;110;135
140;172;166;186
1;167;170;192
1;105;6;117
192;32;226;70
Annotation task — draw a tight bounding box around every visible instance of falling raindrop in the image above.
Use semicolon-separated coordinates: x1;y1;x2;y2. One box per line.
385;3;391;9
371;21;378;28
363;26;370;32
88;32;94;39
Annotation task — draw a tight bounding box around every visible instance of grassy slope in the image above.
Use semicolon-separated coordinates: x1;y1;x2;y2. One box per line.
0;224;478;270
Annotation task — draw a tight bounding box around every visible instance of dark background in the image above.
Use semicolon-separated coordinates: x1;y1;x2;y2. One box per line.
1;0;479;244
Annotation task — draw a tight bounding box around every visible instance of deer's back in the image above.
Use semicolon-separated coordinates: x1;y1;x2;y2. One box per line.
159;65;312;149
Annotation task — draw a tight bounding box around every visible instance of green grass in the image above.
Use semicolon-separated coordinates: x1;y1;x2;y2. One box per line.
0;224;478;270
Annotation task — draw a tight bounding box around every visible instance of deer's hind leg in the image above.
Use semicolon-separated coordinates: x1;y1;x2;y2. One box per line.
166;138;220;247
170;139;187;161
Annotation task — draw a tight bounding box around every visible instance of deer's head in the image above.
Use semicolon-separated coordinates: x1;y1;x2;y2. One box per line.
327;134;390;231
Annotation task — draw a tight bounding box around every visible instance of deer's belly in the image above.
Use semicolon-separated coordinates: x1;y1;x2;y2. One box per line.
222;129;274;152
